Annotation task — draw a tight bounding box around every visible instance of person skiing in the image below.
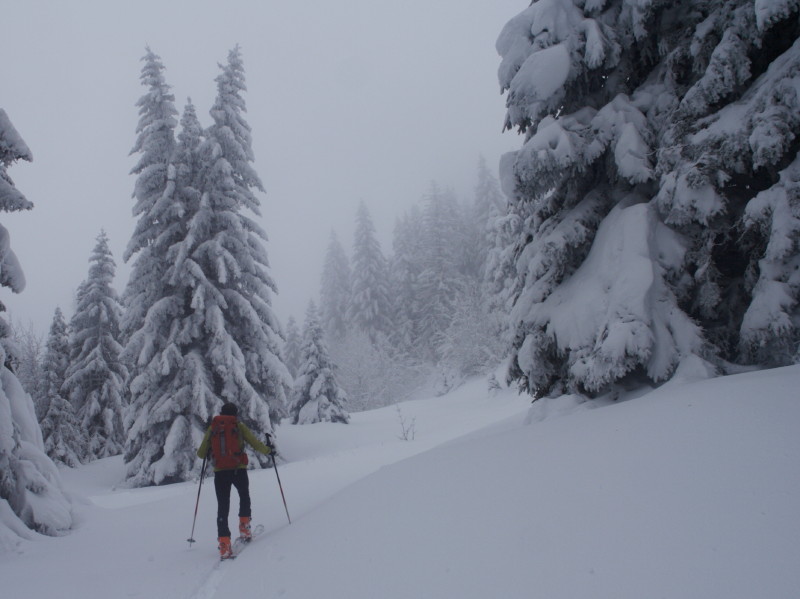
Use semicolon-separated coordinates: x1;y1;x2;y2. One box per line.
197;402;274;559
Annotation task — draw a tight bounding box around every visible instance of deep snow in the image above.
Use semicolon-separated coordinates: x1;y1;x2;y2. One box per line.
1;366;798;598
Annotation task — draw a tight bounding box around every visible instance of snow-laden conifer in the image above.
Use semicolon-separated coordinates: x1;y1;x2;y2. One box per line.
119;54;181;470
40;308;85;467
173;99;203;217
348;201;393;340
0;110;33;215
121;48;179;345
290;302;349;424
122;66;207;486
283;316;303;379
498;0;800;397
475;157;517;349
124;47;290;486
439;285;506;388
122;99;202;415
390;207;425;353
320;231;352;341
64;232;127;459
0;110;73;547
9;320;45;418
471;157;505;279
126;47;178;260
416;184;464;361
473;157;513;300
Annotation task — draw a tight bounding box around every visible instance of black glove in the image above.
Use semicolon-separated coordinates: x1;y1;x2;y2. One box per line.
264;433;275;455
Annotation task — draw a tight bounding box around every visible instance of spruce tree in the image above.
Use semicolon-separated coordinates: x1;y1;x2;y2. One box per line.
497;0;800;398
9;320;46;418
416;183;463;361
63;231;127;460
473;156;509;293
40;308;85;467
320;230;352;341
290;301;349;424
122;99;205;485
348;201;393;340
439;285;505;384
390;207;425;354
0;109;73;544
473;156;506;258
474;157;515;356
124;47;290;486
121;48;178;345
283;316;303;379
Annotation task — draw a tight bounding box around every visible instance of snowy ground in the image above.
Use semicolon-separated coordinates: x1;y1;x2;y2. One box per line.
2;366;799;598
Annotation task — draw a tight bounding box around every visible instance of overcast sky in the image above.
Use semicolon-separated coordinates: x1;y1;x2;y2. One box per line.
3;0;525;334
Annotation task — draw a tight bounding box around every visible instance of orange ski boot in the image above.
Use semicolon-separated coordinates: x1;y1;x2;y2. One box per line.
239;516;252;541
218;536;233;559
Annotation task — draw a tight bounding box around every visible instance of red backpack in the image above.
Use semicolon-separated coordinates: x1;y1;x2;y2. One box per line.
209;415;249;469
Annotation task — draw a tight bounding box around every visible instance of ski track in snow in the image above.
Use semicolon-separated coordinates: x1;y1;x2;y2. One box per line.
190;564;228;599
187;526;270;599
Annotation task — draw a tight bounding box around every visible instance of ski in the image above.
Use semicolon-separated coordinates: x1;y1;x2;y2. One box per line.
222;524;265;560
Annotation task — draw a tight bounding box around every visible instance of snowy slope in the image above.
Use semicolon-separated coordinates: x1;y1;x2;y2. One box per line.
2;368;799;598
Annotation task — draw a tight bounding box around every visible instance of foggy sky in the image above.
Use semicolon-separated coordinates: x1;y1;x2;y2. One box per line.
2;0;525;334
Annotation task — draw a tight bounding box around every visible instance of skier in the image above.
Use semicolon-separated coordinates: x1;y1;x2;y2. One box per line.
197;402;274;559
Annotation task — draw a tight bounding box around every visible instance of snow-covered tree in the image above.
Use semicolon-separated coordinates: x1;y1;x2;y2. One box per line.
416;183;464;361
390;206;426;354
438;285;506;389
283;316;303;379
123;47;291;486
121;48;178;345
471;157;518;356
174;99;204;201
122;99;203;421
320;230;352;341
9;319;45;418
40;308;85;467
473;157;513;298
497;0;800;398
474;156;506;260
122;54;204;486
63;231;127;460
348;201;393;340
483;193;521;331
290;301;349;424
0;109;73;547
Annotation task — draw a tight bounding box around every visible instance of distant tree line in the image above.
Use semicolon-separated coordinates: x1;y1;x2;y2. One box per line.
306;157;512;411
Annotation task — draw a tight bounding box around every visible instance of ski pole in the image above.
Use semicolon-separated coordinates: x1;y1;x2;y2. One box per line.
266;432;291;524
187;452;209;547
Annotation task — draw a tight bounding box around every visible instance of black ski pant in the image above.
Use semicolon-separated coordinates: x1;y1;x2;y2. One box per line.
214;468;251;538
